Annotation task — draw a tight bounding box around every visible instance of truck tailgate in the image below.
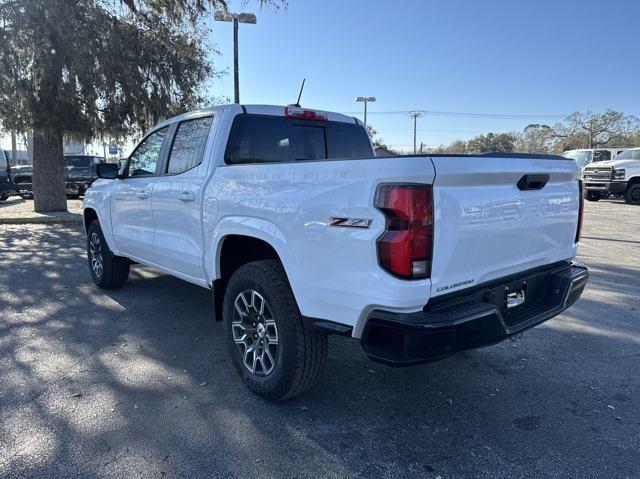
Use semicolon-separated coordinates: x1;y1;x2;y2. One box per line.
429;155;580;298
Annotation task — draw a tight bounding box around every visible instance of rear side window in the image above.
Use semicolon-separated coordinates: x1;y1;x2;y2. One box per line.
167;116;213;174
225;114;373;164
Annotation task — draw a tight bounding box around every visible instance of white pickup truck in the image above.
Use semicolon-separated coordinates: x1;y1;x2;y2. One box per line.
83;104;589;400
582;147;640;204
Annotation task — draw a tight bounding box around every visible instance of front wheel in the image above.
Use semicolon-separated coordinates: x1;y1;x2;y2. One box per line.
585;191;601;201
86;221;130;289
223;260;328;401
624;184;640;205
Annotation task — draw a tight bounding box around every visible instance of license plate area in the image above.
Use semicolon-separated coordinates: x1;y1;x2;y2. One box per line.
504;280;527;310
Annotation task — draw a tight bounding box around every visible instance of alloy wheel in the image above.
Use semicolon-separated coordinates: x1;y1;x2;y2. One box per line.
232;289;279;376
89;232;104;279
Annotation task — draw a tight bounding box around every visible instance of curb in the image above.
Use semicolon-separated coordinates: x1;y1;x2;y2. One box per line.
0;214;83;225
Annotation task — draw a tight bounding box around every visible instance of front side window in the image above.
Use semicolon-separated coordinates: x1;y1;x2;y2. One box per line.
128;127;168;177
615;149;640;160
224;114;373;164
167;116;213;174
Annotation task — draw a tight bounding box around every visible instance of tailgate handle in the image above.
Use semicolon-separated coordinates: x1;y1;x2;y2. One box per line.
517;174;549;191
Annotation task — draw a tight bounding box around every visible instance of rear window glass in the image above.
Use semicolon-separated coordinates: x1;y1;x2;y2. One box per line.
65;156;102;168
224;114;373;164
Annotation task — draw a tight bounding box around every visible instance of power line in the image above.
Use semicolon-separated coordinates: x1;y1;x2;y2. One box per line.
376;128;484;133
342;109;567;119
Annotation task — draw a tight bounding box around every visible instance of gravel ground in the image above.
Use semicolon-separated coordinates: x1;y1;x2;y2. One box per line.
0;198;638;478
0;197;83;223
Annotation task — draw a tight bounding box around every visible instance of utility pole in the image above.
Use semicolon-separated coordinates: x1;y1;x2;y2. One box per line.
214;11;257;103
355;96;376;131
409;111;424;154
589;117;594;148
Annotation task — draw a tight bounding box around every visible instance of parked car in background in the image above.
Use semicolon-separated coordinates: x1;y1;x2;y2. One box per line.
0;149;18;201
83;104;589;400
563;148;630;169
11;165;33;198
13;155;105;198
582;147;640;204
64;155;105;197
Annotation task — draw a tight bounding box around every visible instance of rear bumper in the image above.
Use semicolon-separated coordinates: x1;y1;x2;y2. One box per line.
361;262;589;366
585;181;627;194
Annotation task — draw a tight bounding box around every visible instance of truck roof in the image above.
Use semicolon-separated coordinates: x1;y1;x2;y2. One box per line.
155;104;360;131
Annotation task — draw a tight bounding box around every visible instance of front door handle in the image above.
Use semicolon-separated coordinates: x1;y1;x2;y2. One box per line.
178;191;195;202
137;190;149;199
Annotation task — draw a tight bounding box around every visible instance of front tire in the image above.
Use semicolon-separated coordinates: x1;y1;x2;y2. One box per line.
86;221;130;289
223;260;328;401
585;191;601;201
624;184;640;205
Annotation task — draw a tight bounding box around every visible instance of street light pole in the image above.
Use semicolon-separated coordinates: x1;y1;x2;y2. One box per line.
214;11;257;104
233;17;239;104
409;111;424;154
355;96;376;131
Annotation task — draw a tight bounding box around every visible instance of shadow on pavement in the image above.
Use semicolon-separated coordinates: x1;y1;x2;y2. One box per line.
0;223;638;478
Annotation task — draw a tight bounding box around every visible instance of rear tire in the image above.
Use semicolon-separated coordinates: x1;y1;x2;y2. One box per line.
585;191;601;201
624;184;640;205
86;221;130;289
223;259;328;401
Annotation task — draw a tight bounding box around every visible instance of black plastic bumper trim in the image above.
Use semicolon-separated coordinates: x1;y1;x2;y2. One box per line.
361;262;589;366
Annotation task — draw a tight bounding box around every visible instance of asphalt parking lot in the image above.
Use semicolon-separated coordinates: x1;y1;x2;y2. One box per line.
0;199;638;478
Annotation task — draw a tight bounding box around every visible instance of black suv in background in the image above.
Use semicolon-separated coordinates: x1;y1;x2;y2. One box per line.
0;150;18;201
13;155;105;198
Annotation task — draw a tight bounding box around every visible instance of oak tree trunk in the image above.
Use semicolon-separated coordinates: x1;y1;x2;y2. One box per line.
32;127;67;212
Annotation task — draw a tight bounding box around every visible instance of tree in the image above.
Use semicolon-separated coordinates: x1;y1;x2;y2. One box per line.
466;132;516;153
553;110;640;151
514;124;555;153
0;1;276;212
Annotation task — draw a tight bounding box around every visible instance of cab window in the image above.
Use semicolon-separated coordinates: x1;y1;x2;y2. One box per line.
127;128;168;177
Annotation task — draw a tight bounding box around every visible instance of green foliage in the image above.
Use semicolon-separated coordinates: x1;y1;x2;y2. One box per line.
0;0;226;138
430;110;640;155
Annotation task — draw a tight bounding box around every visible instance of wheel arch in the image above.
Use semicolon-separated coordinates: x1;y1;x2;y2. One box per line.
210;233;292;322
83;208;98;233
627;176;640;187
82;206;119;254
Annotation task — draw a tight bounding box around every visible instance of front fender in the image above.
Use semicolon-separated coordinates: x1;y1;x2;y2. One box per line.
83;186;119;255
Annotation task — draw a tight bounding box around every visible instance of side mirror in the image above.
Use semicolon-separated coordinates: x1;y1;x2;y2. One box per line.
96;163;119;179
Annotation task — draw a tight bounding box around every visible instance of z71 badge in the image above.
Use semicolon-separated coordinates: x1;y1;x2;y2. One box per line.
329;217;372;229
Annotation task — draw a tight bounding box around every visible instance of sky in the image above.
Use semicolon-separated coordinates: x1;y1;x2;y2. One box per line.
207;0;640;151
3;0;639;154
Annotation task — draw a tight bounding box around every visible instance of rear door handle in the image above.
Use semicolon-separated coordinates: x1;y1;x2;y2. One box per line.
517;174;549;191
137;190;149;199
178;191;195;202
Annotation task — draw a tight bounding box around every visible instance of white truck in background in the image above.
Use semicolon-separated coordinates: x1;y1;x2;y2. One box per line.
83;104;589;400
582;148;640;204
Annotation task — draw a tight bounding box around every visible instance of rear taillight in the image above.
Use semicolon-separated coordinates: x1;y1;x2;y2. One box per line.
576;180;584;243
375;184;433;279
